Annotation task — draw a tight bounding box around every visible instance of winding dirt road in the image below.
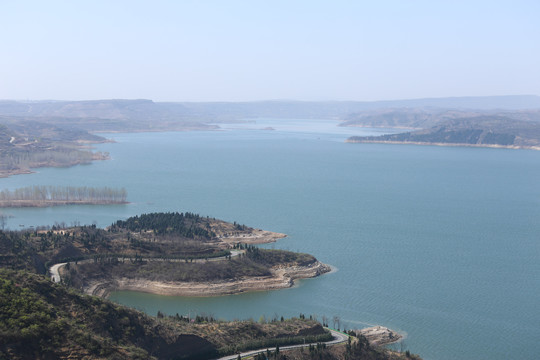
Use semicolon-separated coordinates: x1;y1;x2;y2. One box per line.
49;262;67;283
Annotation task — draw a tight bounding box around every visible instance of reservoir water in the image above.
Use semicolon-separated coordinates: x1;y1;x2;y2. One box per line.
1;119;539;360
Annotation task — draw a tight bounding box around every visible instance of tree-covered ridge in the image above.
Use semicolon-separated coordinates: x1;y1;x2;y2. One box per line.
0;224;226;275
0;269;218;360
243;245;317;267
0;268;418;360
113;212;216;239
0;213;262;274
0;270;341;360
0;226;118;274
0;185;127;207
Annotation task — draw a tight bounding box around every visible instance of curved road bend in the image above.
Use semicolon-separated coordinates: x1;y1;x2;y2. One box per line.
49;262;67;283
216;328;349;360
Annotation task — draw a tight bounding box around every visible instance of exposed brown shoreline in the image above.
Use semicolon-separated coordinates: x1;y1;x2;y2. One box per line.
217;229;287;245
83;261;331;298
53;228;331;298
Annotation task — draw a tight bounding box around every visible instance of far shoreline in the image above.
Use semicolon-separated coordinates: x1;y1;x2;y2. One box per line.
345;139;540;151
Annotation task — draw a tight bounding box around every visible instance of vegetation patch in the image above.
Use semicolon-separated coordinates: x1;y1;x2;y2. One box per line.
66;257;272;287
0;269;218;360
113;212;215;239
0;185;127;207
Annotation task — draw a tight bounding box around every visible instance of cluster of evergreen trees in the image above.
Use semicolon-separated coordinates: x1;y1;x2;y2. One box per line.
0;185;127;204
113;212;215;239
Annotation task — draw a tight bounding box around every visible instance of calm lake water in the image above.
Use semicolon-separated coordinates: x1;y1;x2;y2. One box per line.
1;119;539;360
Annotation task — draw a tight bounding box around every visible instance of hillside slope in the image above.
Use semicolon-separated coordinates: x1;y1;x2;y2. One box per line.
347;116;540;149
0;269;217;359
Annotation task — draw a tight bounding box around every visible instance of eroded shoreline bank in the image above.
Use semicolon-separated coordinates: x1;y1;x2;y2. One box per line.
52;228;331;298
83;260;331;298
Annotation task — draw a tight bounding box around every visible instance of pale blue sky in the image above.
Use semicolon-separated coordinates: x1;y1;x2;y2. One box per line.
1;0;539;101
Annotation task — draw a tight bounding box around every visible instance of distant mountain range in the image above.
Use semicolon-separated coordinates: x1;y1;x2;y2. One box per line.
1;95;539;125
1;95;540;153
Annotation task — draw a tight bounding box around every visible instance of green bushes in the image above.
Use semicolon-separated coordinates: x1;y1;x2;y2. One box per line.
245;247;316;267
0;270;217;359
113;212;215;239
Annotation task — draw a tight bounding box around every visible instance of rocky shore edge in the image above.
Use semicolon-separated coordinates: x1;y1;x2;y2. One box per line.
85;260;331;298
356;326;403;346
217;229;288;245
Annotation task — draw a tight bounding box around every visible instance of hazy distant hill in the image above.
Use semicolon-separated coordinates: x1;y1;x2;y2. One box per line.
340;108;540;129
2;96;540;155
347;116;540;149
0;99;173;120
1;95;539;127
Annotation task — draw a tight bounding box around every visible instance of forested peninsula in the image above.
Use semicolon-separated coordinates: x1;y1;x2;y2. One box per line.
0;211;420;359
62;212;330;297
0;185;128;207
1;212;328;297
0;213;419;358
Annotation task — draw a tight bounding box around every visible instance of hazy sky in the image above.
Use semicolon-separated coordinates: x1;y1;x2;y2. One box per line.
1;0;539;102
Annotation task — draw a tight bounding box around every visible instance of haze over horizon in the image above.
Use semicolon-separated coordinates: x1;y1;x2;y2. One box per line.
2;0;539;102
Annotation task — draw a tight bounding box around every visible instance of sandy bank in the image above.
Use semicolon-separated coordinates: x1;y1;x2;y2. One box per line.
85;260;331;298
357;326;402;346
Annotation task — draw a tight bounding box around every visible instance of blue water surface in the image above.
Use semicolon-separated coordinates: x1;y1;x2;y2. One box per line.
1;119;539;360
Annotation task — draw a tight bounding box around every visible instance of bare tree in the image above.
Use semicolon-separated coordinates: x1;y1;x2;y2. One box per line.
333;315;340;329
0;213;6;230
